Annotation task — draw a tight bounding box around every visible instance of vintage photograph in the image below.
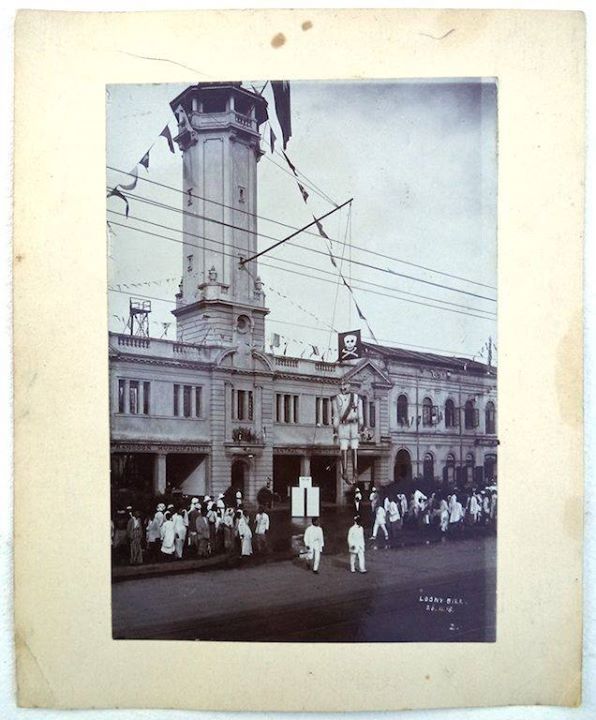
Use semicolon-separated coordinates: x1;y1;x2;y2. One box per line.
107;78;498;642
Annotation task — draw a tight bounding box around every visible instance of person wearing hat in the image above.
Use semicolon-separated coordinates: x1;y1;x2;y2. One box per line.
303;517;324;574
332;380;363;485
236;509;253;559
235;489;243;509
370;502;389;546
146;503;166;561
347;516;367;573
354;487;363;516
187;498;201;555
160;511;176;561
127;510;144;565
195;508;210;557
172;506;187;559
222;507;236;555
253;505;270;557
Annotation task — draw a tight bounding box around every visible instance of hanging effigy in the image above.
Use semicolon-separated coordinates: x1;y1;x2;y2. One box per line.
332;380;363;485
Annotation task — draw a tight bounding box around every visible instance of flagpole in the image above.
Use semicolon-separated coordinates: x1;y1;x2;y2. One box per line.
239;198;352;265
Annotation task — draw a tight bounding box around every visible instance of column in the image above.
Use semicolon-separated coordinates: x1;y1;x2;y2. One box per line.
300;454;311;477
335;464;347;506
153;453;167;495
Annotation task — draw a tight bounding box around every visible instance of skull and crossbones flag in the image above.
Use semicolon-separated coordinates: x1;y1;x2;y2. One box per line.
338;329;362;362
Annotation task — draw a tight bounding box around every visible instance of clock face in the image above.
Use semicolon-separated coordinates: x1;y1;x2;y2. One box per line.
236;314;251;334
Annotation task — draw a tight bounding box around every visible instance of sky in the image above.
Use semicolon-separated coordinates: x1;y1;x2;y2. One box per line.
106;79;497;361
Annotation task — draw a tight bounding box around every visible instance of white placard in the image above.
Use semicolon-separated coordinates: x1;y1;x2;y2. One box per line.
298;476;312;488
306;486;320;517
291;486;305;517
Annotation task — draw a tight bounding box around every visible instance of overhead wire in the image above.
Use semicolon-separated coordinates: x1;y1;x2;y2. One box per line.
106;166;497;292
107;186;497;303
106;287;482;360
107;213;496;320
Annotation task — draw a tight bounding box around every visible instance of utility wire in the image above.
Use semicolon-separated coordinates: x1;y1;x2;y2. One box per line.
107;213;496;319
106;166;497;291
107;187;497;303
107;287;481;360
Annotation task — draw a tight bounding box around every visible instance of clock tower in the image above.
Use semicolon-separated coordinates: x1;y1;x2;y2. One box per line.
170;83;269;349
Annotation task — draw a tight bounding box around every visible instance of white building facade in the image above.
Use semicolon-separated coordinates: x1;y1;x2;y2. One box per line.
109;82;497;507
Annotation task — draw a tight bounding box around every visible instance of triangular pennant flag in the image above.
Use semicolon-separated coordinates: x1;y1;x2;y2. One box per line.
297;182;309;203
139;150;150;170
353;298;367;321
119;166;139;191
107;187;129;217
282;150;298;175
159;124;175;153
314;217;330;239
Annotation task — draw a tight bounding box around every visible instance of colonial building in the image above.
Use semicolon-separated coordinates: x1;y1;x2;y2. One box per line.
109;82;497;506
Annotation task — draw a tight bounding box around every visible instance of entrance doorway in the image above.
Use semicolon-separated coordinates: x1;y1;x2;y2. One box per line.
231;458;248;497
273;455;300;501
310;455;337;503
394;448;412;486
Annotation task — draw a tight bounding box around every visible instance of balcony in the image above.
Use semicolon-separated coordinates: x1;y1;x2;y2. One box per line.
109;333;219;364
189;110;258;133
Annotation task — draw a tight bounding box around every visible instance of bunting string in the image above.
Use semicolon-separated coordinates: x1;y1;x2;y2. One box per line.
280;149;379;343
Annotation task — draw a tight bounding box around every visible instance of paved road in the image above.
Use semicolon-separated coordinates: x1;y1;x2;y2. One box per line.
112;536;496;642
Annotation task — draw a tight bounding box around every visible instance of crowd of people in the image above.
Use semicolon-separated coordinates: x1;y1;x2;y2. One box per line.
111;490;271;567
112;481;497;570
299;484;498;575
355;483;498;548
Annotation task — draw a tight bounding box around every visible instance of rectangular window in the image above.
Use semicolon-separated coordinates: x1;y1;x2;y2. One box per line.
183;385;192;418
233;389;254;421
316;397;331;426
195;387;202;417
129;381;139;415
278;394;300;424
173;384;180;416
369;401;376;428
118;379;126;413
143;382;150;415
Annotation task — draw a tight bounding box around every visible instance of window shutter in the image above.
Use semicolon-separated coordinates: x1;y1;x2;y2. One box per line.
474;408;480;427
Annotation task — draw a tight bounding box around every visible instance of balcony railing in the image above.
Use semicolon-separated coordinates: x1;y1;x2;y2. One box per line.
275;357;299;368
315;362;336;373
117;335;150;349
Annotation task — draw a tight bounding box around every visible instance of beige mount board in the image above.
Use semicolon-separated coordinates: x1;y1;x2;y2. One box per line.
13;8;584;712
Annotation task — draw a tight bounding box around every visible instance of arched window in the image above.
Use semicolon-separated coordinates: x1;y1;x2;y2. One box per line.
484;453;497;483
485;401;496;434
445;399;458;428
463;452;475;484
423;452;434;482
397;394;409;426
444;453;456;486
422;397;433;426
464;400;478;429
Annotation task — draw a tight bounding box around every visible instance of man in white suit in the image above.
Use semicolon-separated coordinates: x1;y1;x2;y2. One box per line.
348;516;367;573
303;517;325;574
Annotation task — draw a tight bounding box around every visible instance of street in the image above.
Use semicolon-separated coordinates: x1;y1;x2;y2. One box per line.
112;535;496;642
